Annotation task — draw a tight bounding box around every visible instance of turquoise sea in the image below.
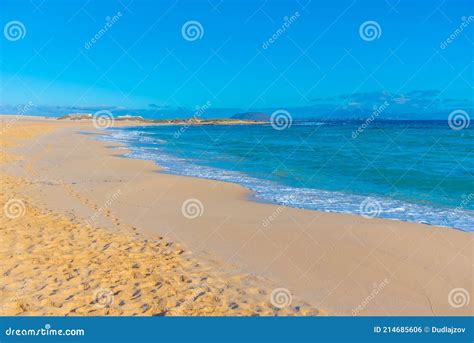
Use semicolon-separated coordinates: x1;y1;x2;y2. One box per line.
98;120;474;231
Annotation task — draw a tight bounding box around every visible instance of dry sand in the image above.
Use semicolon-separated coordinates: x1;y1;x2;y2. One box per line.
1;116;472;316
0;119;319;316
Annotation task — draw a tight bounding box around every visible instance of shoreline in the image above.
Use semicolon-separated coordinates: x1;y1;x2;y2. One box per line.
95;129;460;235
112;145;469;234
1;116;473;316
98;125;473;233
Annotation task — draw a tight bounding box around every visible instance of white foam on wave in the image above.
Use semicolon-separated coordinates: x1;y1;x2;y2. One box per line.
293;121;326;126
96;129;167;144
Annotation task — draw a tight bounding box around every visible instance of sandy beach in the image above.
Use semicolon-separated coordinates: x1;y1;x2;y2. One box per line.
1;116;472;316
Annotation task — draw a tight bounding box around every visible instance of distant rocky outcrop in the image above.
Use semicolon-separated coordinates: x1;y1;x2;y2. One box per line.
56;113;267;126
230;112;270;121
116;115;145;121
58;113;92;120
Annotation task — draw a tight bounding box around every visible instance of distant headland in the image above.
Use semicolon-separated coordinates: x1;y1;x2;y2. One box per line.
57;112;270;125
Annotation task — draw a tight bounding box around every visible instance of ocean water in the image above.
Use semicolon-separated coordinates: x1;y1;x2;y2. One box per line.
97;121;474;231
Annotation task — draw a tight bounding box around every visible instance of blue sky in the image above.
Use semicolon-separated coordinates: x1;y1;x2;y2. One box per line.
0;0;472;118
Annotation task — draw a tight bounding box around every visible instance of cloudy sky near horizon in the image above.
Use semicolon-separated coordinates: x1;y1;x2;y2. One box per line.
0;0;472;118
